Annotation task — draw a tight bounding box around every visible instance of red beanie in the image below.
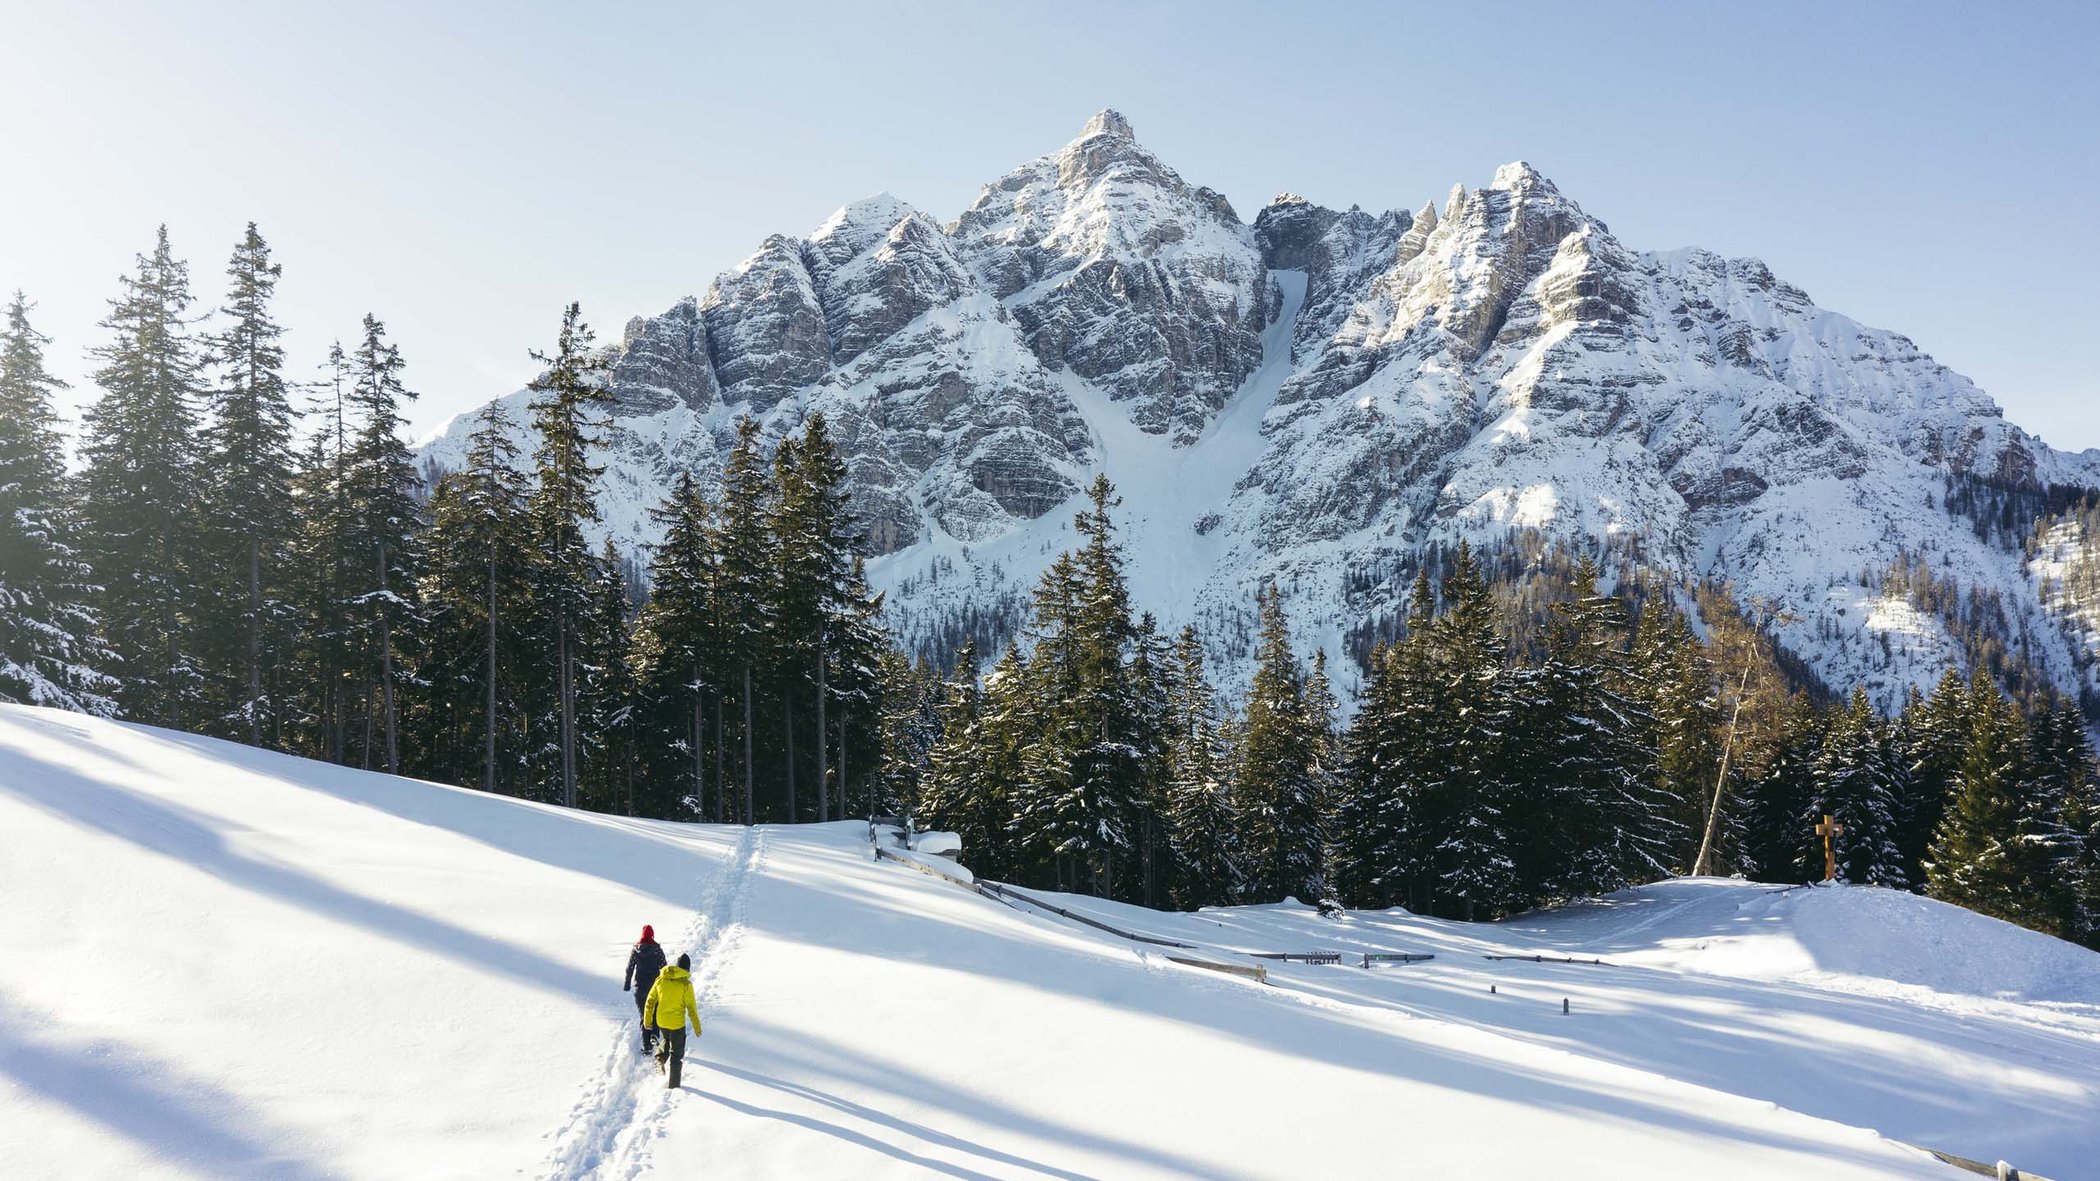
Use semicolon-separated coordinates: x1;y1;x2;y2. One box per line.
640;924;654;943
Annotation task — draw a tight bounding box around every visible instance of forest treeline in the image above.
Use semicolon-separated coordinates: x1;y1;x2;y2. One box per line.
2;226;2096;949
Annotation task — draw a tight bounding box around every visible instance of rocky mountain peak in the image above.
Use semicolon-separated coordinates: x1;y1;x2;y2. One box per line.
1080;108;1135;140
420;122;2100;711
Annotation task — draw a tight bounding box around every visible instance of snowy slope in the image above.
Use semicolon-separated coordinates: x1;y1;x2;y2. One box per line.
418;111;2100;706
6;704;2096;1179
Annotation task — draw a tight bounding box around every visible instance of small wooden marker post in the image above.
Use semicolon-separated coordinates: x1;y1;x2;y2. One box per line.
1815;813;1844;882
1562;997;1570;1015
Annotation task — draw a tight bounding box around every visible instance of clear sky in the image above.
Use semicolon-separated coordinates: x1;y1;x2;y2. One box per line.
3;0;2096;448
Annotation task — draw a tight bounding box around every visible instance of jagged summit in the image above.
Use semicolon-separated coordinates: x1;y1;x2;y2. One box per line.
420;122;2100;709
1080;108;1135;140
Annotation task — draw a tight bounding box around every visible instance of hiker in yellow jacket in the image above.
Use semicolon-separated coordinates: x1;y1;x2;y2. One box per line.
643;952;703;1088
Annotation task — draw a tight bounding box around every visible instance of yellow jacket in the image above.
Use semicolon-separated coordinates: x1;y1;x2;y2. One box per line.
643;964;702;1033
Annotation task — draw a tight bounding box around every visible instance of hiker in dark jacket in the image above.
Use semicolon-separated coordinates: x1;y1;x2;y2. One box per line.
624;924;668;1051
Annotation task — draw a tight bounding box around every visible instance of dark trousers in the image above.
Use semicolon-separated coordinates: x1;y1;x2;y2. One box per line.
633;987;655;1049
656;1026;688;1088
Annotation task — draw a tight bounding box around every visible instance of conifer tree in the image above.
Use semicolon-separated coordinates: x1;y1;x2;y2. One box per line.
631;472;720;818
1927;679;2054;926
1897;670;1971;885
1163;624;1240;908
340;315;423;774
1425;544;1518;919
1334;572;1439;909
417;404;531;791
578;538;636;812
714;416;777;822
1237;581;1328;905
197;224;299;745
524;303;614;806
1815;687;1908;887
0;293;115;714
285;343;359;761
77;226;207;725
1738;697;1824;883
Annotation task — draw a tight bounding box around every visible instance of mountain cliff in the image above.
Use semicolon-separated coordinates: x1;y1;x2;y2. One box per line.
419;111;2100;706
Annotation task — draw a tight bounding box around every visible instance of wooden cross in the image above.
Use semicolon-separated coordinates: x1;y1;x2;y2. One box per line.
1815;813;1843;883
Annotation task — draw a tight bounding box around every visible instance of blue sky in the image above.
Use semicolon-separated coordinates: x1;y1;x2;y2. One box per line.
3;0;2096;446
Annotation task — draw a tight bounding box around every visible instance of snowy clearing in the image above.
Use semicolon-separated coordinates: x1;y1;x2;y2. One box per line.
3;704;2094;1179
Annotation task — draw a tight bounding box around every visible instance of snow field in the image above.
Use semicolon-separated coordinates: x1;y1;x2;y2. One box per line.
5;704;2096;1179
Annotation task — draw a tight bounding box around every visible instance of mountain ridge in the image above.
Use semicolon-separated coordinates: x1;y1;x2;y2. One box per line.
419;110;2100;707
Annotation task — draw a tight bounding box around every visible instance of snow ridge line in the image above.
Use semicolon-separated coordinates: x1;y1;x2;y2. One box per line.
597;825;765;1180
533;825;762;1181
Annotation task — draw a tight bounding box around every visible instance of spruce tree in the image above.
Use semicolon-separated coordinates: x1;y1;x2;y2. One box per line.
417;404;531;791
524;303;615;806
77;226;207;725
714;416;777;823
340;315;423;774
1927;679;2051;925
1334;572;1439;910
1237;581;1328;906
1815;688;1908;887
197;224;299;745
1426;544;1518;919
0;293;115;714
631;472;720;818
1164;624;1241;908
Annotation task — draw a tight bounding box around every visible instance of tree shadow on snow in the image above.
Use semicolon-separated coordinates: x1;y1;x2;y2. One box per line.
0;996;347;1181
0;748;608;1008
49;719;719;913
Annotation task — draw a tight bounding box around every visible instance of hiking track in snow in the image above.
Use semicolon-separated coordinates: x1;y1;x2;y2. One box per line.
534;824;765;1181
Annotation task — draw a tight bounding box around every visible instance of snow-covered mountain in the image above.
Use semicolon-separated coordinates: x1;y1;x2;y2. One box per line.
419;110;2100;703
7;703;2095;1178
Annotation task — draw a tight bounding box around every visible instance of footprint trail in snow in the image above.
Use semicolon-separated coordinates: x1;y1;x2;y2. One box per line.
535;825;764;1181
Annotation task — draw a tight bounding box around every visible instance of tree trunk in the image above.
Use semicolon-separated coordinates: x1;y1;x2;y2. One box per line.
838;709;850;820
784;693;797;824
741;662;754;826
815;650;828;824
248;536;262;747
691;673;704;820
1691;665;1752;877
714;691;726;825
559;623;577;808
485;558;497;794
378;540;398;776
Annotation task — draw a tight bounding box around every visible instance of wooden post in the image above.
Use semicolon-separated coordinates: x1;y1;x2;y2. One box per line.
1816;813;1844;883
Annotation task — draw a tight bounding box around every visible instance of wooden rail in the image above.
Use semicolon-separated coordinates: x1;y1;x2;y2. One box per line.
1482;954;1612;966
1893;1139;2056;1181
1251;952;1344;965
1362;953;1435;967
977;882;1200;949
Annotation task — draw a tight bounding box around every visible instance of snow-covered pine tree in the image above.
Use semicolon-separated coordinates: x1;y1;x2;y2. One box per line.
1163;624;1240;909
1236;581;1328;906
340;315;424;774
196;224;299;746
1927;679;2055;925
0;293;115;714
1530;558;1668;901
713;416;778;823
416;403;532;792
1630;602;1720;870
1334;571;1438;910
284;343;359;762
1896;669;1971;886
1427;544;1518;920
1814;688;1908;887
523;303;615;806
578;538;637;813
631;472;720;818
1737;697;1824;883
1128;613;1177;907
766;412;882;822
919;642;1026;882
77;226;208;726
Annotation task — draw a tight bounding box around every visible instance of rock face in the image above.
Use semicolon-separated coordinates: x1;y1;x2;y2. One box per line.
420;112;2100;706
